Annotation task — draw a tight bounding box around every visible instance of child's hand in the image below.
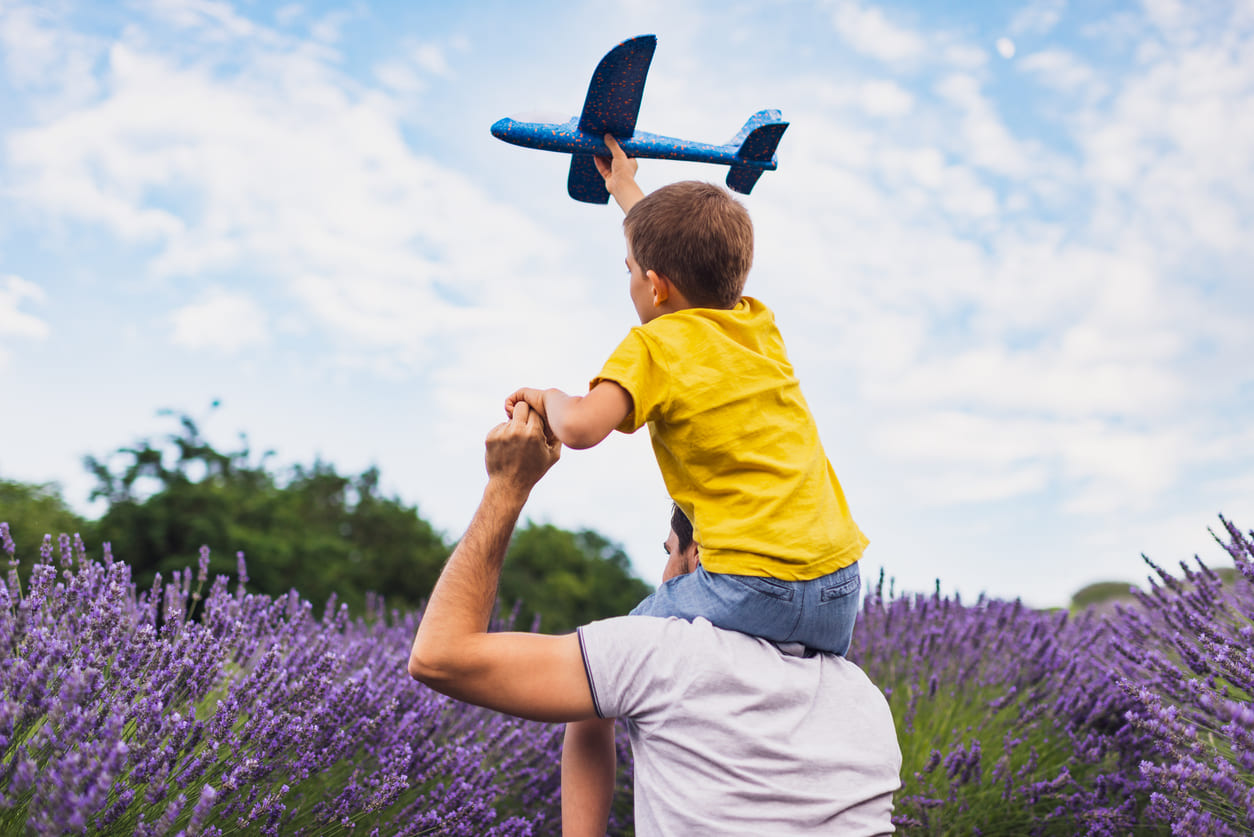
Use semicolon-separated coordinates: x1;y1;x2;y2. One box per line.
595;134;645;213
505;382;629;451
505;387;547;419
505;387;557;444
594;134;638;184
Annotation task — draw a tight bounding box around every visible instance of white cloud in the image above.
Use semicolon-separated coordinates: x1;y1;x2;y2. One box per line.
935;73;1036;177
309;9;356;44
858;79;914;116
1010;0;1066;37
0;3;101;113
826;0;926;64
2;0;1252;607
274;4;303;27
1018;48;1101;94
1141;0;1192;40
4;11;564;370
871;145;999;219
373;60;427;96
411;43;452;77
169;287;268;353
373;39;458;98
146;0;260;40
1078;15;1254;261
0;275;48;370
742;3;1253;543
907;464;1050;506
942;43;989;71
0;275;48;340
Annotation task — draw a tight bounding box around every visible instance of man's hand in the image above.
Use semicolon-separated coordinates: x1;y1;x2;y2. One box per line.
487;401;561;495
595;134;645;214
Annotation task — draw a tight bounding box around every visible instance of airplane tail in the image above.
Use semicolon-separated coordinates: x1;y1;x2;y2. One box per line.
726;110;788;194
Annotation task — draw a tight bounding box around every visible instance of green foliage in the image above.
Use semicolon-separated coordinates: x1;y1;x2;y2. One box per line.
889;682;1093;835
63;408;652;625
0;478;94;554
1069;580;1138;610
1071;570;1243;613
501;523;654;633
84;411;450;614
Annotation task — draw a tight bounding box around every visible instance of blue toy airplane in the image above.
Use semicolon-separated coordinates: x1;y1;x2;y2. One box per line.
491;35;788;204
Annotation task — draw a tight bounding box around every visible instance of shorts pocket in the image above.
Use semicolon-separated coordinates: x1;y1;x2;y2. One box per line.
725;573;795;602
820;573;860;602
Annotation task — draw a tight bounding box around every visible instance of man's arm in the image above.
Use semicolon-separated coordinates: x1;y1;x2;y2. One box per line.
407;403;598;723
505;381;632;450
562;717;617;837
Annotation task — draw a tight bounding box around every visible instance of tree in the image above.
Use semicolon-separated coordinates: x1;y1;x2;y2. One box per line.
1069;580;1139;611
81;409;653;626
86;410;450;614
0;478;95;558
500;522;654;633
284;461;449;613
0;481;93;552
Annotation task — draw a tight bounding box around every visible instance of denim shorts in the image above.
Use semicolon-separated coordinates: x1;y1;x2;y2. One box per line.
630;561;861;655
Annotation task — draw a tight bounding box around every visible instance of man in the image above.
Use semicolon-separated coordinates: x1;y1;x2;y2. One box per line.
408;403;902;835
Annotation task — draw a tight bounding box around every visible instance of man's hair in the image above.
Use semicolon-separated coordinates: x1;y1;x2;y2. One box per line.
670;503;695;554
624;181;754;309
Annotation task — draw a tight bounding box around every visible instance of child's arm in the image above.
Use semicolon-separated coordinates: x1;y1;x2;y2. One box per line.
505;381;631;450
561;717;617;837
594;134;645;214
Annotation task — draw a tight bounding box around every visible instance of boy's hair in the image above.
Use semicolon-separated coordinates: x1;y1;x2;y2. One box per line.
670;502;695;554
624;181;753;309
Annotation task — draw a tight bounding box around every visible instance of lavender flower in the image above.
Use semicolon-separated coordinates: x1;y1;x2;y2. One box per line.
2;518;1250;835
1;522;16;563
0;530;565;835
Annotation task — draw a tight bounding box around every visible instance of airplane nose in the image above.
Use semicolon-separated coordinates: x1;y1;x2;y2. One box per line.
490;118;514;139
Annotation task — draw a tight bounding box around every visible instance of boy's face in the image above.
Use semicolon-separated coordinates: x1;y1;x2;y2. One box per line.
625;239;656;324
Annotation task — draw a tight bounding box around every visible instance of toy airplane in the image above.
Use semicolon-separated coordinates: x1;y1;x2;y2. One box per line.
491;34;788;204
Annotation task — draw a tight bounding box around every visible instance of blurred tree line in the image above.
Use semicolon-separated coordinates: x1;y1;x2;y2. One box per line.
0;411;652;633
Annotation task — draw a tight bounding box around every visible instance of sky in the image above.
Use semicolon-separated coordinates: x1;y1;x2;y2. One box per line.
1;0;1252;608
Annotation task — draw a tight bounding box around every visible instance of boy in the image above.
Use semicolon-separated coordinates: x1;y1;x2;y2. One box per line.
507;135;866;655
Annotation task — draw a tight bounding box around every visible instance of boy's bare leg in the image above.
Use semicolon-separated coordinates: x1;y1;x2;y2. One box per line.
561;717;617;836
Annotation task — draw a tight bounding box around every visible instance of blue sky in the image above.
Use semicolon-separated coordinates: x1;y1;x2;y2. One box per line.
2;0;1251;607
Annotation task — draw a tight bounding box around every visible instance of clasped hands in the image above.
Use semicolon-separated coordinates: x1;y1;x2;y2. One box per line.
487;399;561;493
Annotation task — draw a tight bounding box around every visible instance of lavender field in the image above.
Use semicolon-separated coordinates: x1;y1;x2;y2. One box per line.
1;518;1252;835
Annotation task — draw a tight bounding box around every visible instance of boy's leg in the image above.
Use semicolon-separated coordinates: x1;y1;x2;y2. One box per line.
787;562;862;656
632;561;863;656
630;565;808;644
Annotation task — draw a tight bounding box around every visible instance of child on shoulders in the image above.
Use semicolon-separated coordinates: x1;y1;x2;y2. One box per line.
507;135;866;655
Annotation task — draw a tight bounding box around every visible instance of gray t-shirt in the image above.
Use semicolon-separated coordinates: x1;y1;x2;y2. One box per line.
577;615;901;836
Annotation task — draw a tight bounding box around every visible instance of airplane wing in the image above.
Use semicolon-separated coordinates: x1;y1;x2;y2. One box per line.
577;34;656;136
569;34;657;203
568;154;611;203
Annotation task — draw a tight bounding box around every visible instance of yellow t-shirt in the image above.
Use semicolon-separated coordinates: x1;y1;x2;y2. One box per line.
592;297;867;580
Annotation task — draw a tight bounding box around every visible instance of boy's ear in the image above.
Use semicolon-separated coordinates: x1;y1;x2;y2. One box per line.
647;270;671;306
